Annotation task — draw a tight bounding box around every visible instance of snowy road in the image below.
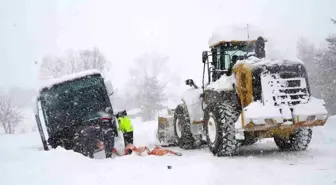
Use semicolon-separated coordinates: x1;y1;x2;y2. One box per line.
1;116;335;185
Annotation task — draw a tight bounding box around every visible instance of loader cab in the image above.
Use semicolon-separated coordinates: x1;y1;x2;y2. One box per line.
203;37;266;82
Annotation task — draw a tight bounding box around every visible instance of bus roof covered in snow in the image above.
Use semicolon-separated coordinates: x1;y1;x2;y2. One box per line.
38;69;102;94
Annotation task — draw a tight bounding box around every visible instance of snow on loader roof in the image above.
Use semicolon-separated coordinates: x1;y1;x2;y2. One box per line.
208;24;266;48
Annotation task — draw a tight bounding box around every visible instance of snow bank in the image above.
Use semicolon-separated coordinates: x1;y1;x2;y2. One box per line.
132;118;160;147
208;24;265;47
206;74;235;91
1;116;336;185
38;69;101;92
312;115;336;146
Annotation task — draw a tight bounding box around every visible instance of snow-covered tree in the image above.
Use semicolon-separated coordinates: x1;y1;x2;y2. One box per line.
319;20;336;114
39;47;111;79
296;19;336;115
126;52;168;121
0;95;24;134
137;76;166;121
296;37;320;95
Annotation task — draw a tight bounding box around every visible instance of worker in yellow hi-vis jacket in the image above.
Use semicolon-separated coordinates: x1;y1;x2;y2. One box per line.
117;110;134;154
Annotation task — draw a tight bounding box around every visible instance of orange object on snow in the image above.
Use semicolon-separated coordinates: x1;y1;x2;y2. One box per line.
97;141;182;157
111;144;182;156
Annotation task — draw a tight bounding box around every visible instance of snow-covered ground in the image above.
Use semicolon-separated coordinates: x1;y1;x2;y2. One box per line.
1;115;335;185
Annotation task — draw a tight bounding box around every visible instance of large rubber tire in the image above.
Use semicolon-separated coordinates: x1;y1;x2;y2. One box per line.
173;104;198;149
204;102;241;156
274;127;313;151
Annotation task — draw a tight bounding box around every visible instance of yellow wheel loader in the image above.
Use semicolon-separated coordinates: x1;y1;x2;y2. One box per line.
157;30;329;156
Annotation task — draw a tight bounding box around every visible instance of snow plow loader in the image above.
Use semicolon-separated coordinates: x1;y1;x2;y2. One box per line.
33;70;123;158
157;30;329;156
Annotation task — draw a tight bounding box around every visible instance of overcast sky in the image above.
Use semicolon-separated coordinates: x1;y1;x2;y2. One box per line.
1;0;335;91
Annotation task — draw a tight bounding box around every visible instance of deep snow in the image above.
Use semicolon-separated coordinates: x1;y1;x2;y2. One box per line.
0;115;335;185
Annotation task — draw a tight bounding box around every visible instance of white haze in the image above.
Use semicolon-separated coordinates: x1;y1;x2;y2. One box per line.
1;0;335;91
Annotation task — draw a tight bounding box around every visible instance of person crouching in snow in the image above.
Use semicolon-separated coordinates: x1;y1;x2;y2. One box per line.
117;110;134;154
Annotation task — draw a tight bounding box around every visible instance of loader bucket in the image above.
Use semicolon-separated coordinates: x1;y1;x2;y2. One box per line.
156;109;177;147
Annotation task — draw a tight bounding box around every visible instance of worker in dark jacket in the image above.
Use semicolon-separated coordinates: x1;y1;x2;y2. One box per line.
117;110;134;154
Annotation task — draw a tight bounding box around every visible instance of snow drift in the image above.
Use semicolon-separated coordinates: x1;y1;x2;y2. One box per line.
1;116;335;185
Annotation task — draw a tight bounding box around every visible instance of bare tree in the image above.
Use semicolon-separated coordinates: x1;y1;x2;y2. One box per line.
65;49;79;74
39;55;66;78
0;96;24;134
39;47;111;79
78;47;110;73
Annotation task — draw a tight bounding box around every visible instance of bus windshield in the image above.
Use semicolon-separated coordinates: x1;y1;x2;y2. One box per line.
40;75;110;132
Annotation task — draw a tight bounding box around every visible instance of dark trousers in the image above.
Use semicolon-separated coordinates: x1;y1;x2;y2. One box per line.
103;130;115;158
123;131;133;154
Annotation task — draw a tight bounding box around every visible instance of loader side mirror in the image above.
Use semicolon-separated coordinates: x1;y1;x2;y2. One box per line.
202;51;208;63
185;79;198;89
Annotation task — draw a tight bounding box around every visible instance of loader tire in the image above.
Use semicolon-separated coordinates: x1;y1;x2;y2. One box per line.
173;104;197;149
204;102;241;156
274;127;312;151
